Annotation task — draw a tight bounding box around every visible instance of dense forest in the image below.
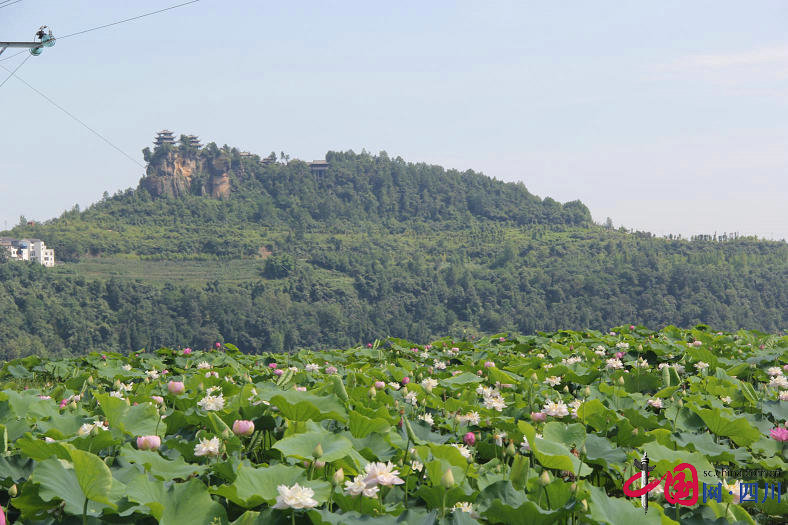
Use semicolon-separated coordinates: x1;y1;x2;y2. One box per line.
1;143;785;358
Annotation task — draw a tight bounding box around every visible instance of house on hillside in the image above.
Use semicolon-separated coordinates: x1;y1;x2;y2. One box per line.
1;237;55;267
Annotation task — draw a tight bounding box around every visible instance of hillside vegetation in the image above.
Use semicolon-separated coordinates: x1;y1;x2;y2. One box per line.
1;144;785;357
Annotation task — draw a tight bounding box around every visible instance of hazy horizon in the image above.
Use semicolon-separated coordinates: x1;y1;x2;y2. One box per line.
2;1;786;240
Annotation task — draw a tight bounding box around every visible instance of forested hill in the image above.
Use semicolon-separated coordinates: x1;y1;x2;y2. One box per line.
10;145;591;260
0;142;786;358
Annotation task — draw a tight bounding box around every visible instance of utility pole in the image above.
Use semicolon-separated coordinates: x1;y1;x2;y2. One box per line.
0;26;56;57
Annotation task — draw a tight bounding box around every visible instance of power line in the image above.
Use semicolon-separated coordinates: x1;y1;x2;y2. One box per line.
59;1;200;40
0;62;144;169
0;50;26;62
0;1;22;10
0;52;29;89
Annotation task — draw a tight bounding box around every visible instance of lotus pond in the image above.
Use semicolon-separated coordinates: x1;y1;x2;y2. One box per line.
0;326;785;524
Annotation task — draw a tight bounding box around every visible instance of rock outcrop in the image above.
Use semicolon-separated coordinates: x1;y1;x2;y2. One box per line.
140;147;231;199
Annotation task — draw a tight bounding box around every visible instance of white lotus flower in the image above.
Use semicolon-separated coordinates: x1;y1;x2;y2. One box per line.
452;444;473;459
418;412;434;426
779;391;788;401
305;363;320;372
404;391;418;406
197;394;225;411
421;378;438;391
388;382;401;390
363;461;405;487
541;400;569;417
344;475;379;497
767;367;783;376
483;395;507;412
433;360;447;370
647;398;663;409
196;361;212;369
769;375;788;389
694;361;709;371
272;483;318;509
569;399;583;418
194;436;221;457
605;358;624;370
146;369;159;379
544;376;561;386
463;411;480;425
121;364;132;371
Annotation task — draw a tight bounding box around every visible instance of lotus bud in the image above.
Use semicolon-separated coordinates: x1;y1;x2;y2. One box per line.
441;468;455;488
563;386;569;393
151;395;164;405
464;432;476;446
571;482;577;492
617;376;625;385
222;429;231;440
87;376;94;384
333;468;344;485
678;399;684;407
539;470;551;486
401;376;410;385
530;411;547;422
232;420;255;436
506;441;516;457
136;435;161;451
168;381;185;395
113;379;121;389
632;428;639;435
144;377;150;384
69;401;77;409
441;468;454;489
374;381;385;390
314;460;326;469
584;386;591;397
581;499;588;511
369;386;377;398
313;443;324;458
8;483;17;497
530;373;539;382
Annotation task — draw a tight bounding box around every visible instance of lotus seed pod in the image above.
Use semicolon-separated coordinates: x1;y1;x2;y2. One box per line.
441;468;455;488
313;443;324;458
539;470;551;486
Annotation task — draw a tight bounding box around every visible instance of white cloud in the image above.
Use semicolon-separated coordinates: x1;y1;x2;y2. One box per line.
666;45;788;70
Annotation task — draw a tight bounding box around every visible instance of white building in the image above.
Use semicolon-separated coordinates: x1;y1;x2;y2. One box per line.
1;238;55;267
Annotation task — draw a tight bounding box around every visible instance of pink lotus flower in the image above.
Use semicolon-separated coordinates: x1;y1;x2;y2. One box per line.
325;366;338;375
269;363;278;369
151;395;164;405
374;381;385;389
59;399;68;409
629;325;635;330
615;352;624;359
499;337;505;342
484;361;495;368
161;369;169;375
274;369;284;376
215;342;221;348
692;341;702;347
167;381;185;395
101;354;107;360
463;432;476;446
530;411;547;422
401;377;410;385
183;348;192;355
136;435;161;451
770;427;788;442
295;386;306;392
426;345;432;349
477;370;483;376
0;503;6;525
232;420;255;436
367;343;373;348
784;365;788;372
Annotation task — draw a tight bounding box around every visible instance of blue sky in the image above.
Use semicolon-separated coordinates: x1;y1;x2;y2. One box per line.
1;1;786;239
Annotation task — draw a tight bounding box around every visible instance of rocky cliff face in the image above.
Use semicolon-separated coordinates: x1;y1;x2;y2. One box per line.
140;149;231;199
